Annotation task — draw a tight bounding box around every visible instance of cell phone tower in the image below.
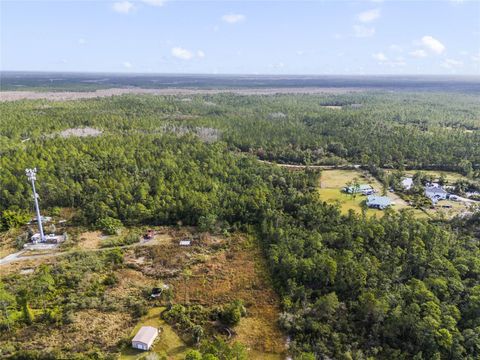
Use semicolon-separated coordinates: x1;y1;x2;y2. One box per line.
26;168;45;243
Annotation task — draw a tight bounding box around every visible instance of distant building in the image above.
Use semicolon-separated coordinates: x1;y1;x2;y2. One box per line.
179;240;191;246
425;185;448;203
28;216;52;224
402;177;413;190
366;195;393;210
343;184;374;195
30;233;65;244
132;326;159;351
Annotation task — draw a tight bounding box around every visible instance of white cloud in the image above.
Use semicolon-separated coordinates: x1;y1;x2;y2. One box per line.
386;59;406;67
353;25;375;38
221;14;245;24
389;44;403;52
357;8;381;23
472;52;480;62
441;58;463;69
142;0;166;6
421;35;445;54
172;47;194;60
197;50;205;58
113;1;134;14
123;61;132;68
372;52;388;61
78;38;87;45
410;49;427;58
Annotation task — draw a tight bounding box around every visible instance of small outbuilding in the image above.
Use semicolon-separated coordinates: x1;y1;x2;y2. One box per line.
132;326;159;351
366;195;393;210
402;177;413;190
179;239;191;246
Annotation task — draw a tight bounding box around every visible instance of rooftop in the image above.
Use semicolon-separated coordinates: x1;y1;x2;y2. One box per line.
132;326;158;344
367;195;392;207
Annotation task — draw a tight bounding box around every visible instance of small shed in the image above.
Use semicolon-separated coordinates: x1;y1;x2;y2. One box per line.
132;326;159;351
179;240;191;246
366;195;393;210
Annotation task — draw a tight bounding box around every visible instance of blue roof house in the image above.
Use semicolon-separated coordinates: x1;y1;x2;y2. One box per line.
366;195;393;210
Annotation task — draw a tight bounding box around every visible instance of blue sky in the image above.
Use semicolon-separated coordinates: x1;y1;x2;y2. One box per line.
1;0;479;75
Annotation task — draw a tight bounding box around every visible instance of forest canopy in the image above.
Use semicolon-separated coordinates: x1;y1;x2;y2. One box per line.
1;92;480;359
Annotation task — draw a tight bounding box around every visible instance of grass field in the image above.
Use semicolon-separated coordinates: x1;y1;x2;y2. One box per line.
384;169;466;184
318;169;425;218
120;307;189;360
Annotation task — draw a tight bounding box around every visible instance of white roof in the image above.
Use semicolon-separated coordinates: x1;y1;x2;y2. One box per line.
402;178;413;189
132;326;158;344
179;240;191;246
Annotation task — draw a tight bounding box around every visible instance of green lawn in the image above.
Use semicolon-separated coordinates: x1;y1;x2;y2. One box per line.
120;307;190;360
384;169;466;184
319;170;426;218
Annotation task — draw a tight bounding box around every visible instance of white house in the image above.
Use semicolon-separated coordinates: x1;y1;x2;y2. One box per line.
132;326;159;351
425;185;448;203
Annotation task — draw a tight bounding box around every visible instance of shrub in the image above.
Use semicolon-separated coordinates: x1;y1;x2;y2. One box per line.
219;300;245;327
96;217;123;235
184;350;202;360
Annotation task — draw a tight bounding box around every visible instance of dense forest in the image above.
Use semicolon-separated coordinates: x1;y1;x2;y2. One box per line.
1;92;479;172
1;92;480;359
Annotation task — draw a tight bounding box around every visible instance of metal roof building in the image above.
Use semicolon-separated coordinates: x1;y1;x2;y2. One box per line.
132;326;159;351
343;184;374;195
366;195;393;210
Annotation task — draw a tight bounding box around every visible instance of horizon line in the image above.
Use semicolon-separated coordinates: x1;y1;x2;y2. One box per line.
1;70;480;78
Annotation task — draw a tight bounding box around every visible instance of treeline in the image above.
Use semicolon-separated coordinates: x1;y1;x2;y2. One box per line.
1;92;479;170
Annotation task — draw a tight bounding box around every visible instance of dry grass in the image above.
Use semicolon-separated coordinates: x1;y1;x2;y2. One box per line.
1;229;285;359
76;231;103;250
166;234;286;357
14;310;133;353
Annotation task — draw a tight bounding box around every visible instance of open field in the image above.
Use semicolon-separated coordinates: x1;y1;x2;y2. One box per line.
318;169;425;218
384;169;466;184
0;228;285;359
120;307;189;360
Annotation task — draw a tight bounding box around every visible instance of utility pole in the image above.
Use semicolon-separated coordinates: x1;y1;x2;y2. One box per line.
25;168;45;243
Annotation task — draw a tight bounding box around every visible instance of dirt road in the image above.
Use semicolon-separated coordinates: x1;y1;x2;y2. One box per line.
0;236;168;267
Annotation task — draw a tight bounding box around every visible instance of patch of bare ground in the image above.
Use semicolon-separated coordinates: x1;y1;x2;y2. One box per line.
0;87;363;102
1;257;56;276
57;127;103;138
76;231;103;250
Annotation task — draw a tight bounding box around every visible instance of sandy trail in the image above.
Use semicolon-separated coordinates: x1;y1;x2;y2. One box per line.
0;87;361;102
